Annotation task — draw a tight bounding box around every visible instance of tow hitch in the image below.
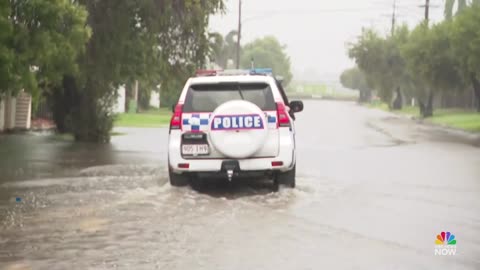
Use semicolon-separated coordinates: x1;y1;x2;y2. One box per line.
221;160;240;182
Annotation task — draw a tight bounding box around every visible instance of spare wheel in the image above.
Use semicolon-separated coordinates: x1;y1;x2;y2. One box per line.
209;100;268;159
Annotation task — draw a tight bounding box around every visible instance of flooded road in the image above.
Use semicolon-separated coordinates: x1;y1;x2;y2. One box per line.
1;100;480;270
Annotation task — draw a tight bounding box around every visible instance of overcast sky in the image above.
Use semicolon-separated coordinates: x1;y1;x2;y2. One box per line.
209;0;445;82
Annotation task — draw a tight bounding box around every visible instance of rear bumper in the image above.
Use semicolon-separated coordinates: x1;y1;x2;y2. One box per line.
168;130;295;174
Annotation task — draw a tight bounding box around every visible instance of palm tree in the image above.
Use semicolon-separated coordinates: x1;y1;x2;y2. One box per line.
445;0;480;19
208;32;224;68
207;30;238;69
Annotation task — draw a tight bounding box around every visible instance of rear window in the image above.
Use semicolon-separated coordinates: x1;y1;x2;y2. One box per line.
183;83;276;112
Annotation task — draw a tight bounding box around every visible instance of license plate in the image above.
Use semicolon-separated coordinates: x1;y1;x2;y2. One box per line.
182;144;209;156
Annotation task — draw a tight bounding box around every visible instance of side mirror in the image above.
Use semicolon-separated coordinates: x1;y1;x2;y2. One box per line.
289;100;304;113
172;104;176;113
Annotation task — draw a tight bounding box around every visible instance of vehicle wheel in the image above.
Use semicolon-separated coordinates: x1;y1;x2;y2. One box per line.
169;167;189;187
277;165;296;188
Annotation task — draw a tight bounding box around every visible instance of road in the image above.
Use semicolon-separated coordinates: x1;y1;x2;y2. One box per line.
1;100;479;270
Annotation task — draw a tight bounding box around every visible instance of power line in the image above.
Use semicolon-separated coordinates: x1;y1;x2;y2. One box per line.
242;7;391;15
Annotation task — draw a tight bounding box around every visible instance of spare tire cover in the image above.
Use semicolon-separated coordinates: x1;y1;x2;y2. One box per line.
209;100;268;159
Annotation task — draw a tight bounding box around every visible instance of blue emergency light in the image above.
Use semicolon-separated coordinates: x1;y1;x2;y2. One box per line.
250;68;273;75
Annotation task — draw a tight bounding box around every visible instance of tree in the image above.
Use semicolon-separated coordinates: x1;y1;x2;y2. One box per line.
444;0;480;19
348;27;410;108
0;1;13;94
340;67;371;103
401;21;463;117
0;0;90;98
240;36;293;86
209;30;238;69
451;3;480;111
51;0;225;142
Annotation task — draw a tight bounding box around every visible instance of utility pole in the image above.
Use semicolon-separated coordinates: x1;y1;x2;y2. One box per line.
420;0;430;24
391;0;396;36
236;0;242;69
425;0;430;22
419;0;439;25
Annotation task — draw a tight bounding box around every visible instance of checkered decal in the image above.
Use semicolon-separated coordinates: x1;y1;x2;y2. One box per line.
266;112;277;128
182;113;211;132
182;112;277;132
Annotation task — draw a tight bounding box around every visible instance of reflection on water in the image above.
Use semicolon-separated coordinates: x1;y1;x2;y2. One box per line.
0;129;167;183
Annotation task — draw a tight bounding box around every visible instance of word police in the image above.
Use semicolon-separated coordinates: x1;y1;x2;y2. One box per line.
212;114;264;130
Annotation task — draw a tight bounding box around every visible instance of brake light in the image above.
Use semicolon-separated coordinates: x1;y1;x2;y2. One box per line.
170;104;183;130
276;102;290;127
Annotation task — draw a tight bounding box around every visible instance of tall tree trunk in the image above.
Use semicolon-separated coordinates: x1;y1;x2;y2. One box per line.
392;87;403;110
419;91;434;118
50;75;79;133
471;73;480;112
70;78;114;143
358;89;372;103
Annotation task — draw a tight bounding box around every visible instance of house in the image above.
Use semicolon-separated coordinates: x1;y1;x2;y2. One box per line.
0;91;32;132
114;83;161;114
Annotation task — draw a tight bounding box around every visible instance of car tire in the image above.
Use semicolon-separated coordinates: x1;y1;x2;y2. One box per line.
278;165;296;188
169;167;189;187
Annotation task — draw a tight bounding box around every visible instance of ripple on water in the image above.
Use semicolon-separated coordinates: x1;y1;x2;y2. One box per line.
0;163;336;269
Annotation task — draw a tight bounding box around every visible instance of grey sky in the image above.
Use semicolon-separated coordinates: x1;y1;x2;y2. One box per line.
209;0;445;82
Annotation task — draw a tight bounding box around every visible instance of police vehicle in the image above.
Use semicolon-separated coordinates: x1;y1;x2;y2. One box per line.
168;68;304;189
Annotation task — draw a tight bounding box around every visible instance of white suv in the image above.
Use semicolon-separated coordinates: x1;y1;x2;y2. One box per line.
167;69;303;189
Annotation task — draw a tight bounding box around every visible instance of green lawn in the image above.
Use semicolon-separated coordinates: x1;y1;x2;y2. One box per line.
367;102;390;111
115;108;172;128
368;102;480;132
429;111;480;132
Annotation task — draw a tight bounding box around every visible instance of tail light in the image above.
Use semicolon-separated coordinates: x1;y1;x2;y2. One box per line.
276;102;290;127
271;161;284;167
178;163;190;169
170;104;183;130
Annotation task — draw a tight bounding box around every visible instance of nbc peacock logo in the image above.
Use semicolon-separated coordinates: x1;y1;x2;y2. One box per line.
434;231;457;256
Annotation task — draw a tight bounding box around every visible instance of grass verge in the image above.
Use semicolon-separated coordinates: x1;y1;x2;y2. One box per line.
429;111;480;132
115;108;171;128
367;102;480;132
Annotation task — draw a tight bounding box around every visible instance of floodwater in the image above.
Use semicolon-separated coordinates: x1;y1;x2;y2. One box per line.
1;100;479;270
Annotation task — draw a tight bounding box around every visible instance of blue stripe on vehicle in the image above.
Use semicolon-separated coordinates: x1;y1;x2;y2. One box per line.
192;114;200;118
191;125;200;131
200;119;209;125
183;119;189;125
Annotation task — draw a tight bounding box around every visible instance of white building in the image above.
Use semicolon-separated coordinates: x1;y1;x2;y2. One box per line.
113;85;127;114
113;84;161;113
0;91;32;132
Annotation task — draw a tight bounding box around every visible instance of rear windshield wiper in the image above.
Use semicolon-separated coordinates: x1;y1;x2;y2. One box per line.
237;85;245;100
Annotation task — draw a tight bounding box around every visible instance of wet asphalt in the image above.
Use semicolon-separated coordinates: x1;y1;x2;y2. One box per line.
0;100;479;270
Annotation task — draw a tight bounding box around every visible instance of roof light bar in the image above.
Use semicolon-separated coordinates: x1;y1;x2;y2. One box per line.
195;69;221;77
195;68;273;77
251;68;273;75
217;69;251;76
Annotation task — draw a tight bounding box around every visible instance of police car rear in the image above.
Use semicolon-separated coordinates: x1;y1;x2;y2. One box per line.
168;69;303;189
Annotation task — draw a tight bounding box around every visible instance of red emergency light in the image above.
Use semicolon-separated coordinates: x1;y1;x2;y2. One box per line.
195;69;222;77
